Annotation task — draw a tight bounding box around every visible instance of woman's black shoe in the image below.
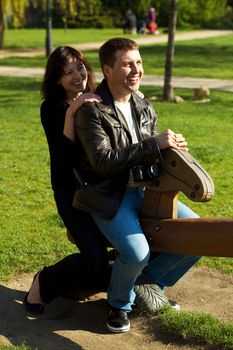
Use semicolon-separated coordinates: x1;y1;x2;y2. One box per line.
24;292;45;315
23;272;44;315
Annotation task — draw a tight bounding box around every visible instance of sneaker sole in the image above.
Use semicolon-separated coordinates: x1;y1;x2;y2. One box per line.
134;284;169;313
156;148;214;202
169;299;181;311
106;322;130;333
128;148;214;203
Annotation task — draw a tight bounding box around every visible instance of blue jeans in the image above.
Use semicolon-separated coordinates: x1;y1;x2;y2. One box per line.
93;189;200;311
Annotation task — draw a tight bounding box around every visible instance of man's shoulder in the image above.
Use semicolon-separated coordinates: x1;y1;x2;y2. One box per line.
78;101;100;115
131;92;152;109
78;102;115;122
131;92;158;119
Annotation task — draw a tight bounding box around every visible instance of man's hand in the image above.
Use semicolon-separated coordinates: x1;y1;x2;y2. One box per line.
155;129;188;151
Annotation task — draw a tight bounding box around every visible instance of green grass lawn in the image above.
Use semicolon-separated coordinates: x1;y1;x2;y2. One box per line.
141;35;233;79
1;29;233;79
2;28;129;48
145;86;233;275
0;77;77;280
0;74;233;348
0;78;232;281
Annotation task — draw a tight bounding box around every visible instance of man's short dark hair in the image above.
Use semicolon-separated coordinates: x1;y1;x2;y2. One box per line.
99;38;139;70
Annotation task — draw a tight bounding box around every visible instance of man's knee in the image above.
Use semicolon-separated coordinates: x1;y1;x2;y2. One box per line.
121;245;150;267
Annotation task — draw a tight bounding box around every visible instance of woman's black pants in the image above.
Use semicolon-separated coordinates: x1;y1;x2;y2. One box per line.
39;192;112;303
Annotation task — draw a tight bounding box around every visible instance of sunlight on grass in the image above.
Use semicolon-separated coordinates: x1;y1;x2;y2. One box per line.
158;307;233;349
3;28;125;48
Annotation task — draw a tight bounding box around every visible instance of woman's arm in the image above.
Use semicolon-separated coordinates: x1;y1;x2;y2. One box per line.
63;93;102;142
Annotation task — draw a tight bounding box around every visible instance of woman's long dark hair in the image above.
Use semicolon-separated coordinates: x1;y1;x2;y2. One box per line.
41;46;95;102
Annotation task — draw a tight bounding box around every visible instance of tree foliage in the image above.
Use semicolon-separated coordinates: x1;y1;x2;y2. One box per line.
0;0;231;30
10;0;29;27
152;0;230;27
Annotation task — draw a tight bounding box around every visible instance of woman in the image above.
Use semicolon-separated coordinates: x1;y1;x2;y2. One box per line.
24;46;112;314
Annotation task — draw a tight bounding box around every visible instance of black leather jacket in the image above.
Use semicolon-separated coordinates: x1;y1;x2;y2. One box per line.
73;79;162;219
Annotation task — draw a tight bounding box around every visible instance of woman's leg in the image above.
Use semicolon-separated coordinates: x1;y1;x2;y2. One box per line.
28;193;110;305
93;189;150;311
54;192;109;274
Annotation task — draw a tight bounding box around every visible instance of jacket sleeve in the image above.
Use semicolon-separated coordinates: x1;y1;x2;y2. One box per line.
143;97;160;137
75;103;162;177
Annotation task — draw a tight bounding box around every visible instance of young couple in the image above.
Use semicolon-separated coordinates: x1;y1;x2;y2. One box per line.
24;38;200;333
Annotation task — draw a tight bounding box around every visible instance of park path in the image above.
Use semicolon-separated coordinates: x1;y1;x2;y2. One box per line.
0;29;232;58
0;29;233;91
1;66;233;92
0;266;232;350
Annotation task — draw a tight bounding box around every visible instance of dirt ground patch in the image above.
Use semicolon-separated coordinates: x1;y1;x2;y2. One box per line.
0;266;232;350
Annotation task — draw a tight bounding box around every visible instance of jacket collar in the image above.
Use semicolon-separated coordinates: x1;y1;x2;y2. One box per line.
95;79;148;114
95;79;150;143
95;79;115;114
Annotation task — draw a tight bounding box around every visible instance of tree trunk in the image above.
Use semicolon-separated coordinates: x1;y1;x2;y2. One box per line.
45;0;53;56
0;0;4;49
163;0;177;101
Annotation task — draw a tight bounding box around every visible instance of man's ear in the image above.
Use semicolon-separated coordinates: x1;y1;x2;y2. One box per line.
103;64;112;79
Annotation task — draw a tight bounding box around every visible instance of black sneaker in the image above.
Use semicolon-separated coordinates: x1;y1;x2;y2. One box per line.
169;299;181;311
106;307;130;333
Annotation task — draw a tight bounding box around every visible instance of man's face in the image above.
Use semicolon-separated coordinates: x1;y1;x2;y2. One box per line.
105;49;144;99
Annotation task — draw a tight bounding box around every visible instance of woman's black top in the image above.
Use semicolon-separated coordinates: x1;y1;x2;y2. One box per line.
40;99;79;203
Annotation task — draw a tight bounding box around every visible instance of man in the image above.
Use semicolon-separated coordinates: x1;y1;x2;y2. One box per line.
73;38;199;333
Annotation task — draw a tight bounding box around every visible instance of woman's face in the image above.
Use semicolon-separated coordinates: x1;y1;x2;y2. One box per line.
58;56;88;100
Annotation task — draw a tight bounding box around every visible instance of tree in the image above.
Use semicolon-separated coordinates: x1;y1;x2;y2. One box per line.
163;0;177;101
0;0;31;49
0;0;4;48
45;0;52;56
154;0;229;27
11;0;29;27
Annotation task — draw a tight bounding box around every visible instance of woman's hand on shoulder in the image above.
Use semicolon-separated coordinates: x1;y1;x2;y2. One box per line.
64;93;102;143
69;93;102;114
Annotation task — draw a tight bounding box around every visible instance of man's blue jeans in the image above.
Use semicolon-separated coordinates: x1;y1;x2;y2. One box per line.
93;188;200;311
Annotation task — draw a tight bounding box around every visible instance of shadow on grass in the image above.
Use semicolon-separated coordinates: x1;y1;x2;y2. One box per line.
0;77;41;106
0;76;41;93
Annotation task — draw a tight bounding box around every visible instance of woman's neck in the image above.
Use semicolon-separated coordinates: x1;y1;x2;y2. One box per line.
66;92;82;104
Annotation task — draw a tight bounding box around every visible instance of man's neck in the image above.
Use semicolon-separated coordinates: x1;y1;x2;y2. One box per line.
114;96;131;103
107;82;131;103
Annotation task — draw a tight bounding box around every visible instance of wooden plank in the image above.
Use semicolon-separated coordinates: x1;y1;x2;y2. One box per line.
141;218;233;257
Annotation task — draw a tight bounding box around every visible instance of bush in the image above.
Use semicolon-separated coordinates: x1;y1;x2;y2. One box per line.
73;14;118;28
